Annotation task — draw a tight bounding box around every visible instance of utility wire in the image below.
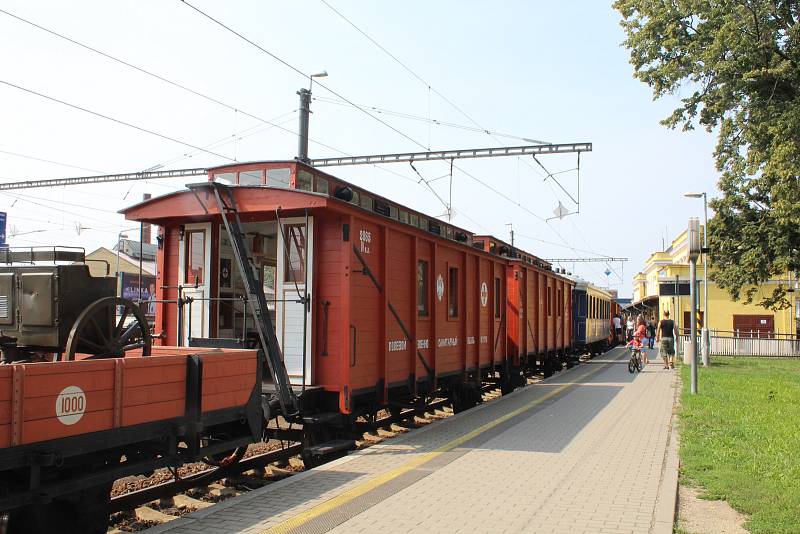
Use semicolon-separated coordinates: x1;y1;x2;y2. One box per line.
313;96;548;144
0;79;235;162
179;0;429;152
0;8;320;148
0;148;105;175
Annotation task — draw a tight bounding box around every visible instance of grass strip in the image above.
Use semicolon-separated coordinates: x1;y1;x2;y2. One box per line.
679;357;800;533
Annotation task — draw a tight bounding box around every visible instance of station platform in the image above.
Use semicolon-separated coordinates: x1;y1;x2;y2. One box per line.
146;347;679;534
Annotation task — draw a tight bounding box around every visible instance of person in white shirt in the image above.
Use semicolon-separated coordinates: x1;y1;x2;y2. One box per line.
626;317;635;341
613;315;622;343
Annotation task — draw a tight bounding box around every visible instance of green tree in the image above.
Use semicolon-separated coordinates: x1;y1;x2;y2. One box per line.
614;0;799;310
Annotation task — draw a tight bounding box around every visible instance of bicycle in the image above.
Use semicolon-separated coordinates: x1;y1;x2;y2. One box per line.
627;345;644;373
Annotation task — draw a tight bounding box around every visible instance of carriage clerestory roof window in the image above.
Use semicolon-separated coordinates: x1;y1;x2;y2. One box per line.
266;167;292;188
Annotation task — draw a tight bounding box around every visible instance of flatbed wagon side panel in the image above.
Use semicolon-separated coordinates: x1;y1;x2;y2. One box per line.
120;356;187;427
199;350;258;412
8;356;187;446
415;239;433;387
385;228;413;389
0;366;10;448
349;217;382;395
314;214;347;402
434;245;465;377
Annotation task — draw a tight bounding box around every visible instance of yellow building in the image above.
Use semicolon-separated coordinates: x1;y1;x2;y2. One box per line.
630;227;797;337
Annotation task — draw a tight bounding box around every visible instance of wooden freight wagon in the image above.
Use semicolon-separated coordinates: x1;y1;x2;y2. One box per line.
472;236;575;381
0;347;261;533
122;161;514;418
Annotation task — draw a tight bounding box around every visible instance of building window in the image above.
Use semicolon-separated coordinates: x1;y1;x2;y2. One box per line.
185;230;205;284
494;277;501;318
448;267;459;318
417;260;429;317
284;225;306;282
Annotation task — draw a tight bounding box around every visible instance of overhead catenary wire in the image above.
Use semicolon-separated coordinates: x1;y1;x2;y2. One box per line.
0;79;236;162
316;1;606;274
0;148;105;175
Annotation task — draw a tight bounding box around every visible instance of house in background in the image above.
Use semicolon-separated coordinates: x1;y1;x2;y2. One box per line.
84;239;156;301
631;227;797;337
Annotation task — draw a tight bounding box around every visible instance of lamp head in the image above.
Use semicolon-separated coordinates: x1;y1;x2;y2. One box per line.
310;70;328;79
684;192;704;198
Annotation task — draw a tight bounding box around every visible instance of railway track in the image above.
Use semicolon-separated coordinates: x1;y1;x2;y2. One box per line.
107;382;522;532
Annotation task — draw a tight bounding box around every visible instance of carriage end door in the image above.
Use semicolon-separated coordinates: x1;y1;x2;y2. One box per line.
178;223;212;345
276;217;314;385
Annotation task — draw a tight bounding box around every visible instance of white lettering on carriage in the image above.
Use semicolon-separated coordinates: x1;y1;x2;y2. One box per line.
437;337;459;347
467;336;476;345
417;339;429;349
359;229;372;254
388;340;407;352
480;335;489;344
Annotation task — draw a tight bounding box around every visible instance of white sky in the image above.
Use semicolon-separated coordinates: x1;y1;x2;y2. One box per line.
0;1;719;297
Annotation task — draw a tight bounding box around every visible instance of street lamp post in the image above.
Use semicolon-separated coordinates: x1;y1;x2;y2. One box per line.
685;191;709;365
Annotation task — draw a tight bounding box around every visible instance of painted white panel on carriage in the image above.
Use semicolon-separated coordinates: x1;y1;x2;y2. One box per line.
275;216;314;386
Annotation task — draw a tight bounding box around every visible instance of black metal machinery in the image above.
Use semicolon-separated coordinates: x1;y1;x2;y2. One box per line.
0;247;151;363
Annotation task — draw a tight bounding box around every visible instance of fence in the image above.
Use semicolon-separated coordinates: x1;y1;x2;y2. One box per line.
676;330;800;358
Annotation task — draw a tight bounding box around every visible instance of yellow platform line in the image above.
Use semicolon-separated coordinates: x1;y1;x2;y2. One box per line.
261;359;614;534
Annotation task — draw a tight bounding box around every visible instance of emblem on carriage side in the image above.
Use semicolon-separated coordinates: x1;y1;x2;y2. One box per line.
55;386;86;426
436;274;444;301
480;282;488;307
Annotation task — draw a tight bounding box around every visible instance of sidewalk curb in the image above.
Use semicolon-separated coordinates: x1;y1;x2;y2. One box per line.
652;373;680;534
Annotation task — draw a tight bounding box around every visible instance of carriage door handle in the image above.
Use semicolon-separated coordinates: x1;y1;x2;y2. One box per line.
350;324;357;367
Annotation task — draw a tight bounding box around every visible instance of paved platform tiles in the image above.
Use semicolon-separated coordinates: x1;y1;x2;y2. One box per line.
146;347;679;534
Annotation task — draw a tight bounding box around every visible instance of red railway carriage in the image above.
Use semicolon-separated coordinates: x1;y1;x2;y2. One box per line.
122;161;509;415
472;236;574;381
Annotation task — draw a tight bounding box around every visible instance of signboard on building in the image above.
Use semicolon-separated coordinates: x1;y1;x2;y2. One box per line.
120;272;157;316
659;282;691;296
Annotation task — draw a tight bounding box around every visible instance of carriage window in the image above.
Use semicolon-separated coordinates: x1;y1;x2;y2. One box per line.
409;213;418;227
185;230;205;284
315;177;329;195
284;225;306;282
239;170;263;185
399;210;409;224
267;167;291;188
296;170;313;191
557;288;562;316
494;277;501;318
360;194;373;211
417;260;429;317
448;267;459;318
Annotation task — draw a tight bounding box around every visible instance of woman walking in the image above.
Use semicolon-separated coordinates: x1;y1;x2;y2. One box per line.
647;316;656;349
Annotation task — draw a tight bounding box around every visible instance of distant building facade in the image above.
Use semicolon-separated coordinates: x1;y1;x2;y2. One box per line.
631;228;797;337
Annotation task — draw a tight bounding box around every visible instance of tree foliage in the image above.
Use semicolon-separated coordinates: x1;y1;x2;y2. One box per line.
614;0;800;310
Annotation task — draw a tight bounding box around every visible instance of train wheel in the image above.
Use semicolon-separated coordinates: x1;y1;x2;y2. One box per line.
64;297;152;360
